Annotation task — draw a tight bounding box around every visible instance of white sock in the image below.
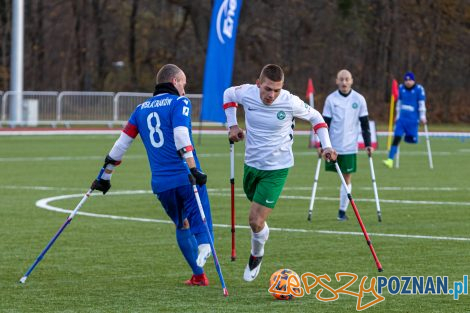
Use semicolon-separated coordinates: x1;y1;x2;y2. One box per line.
251;223;269;257
339;184;351;212
196;243;211;267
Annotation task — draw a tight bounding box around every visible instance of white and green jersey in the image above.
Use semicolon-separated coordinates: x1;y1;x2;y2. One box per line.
323;89;368;154
224;84;328;170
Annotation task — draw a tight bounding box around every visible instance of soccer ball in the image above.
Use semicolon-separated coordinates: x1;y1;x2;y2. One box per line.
269;269;301;300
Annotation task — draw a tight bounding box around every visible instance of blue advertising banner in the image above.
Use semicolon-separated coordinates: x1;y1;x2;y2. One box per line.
200;0;243;123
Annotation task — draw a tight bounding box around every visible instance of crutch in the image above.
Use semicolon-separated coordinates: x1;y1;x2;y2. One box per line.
307;156;322;221
333;161;383;272
395;147;400;168
182;159;229;297
368;155;382;222
229;139;236;261
424;124;434;169
19;169;104;284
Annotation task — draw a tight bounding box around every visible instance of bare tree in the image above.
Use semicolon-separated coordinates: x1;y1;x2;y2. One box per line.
0;0;468;122
92;0;109;90
0;0;11;90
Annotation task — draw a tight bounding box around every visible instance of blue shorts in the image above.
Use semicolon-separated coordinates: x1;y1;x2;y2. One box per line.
156;184;212;236
394;119;419;143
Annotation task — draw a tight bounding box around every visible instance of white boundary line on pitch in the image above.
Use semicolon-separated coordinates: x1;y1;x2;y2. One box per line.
4;184;470;206
0;148;466;162
207;192;470;206
3;184;470;192
1;129;470;137
3;184;470;206
282;186;470;191
35;191;470;242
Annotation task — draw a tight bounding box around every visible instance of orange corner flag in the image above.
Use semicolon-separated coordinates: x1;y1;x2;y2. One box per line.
306;78;315;99
387;79;399;150
391;79;399;102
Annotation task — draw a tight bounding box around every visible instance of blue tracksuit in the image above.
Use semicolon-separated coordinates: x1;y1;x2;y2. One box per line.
394;83;426;143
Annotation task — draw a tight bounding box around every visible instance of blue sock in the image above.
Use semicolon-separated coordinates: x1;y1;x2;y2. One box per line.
195;231;212;246
176;228;203;275
388;145;398;159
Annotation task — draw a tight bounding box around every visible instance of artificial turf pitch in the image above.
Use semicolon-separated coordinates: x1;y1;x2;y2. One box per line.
1;133;469;312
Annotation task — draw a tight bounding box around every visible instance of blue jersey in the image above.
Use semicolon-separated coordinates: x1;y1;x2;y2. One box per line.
125;94;200;193
398;84;426;122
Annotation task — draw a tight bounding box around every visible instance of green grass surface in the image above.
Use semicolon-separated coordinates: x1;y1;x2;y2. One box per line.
293;120;470;132
1;134;469;312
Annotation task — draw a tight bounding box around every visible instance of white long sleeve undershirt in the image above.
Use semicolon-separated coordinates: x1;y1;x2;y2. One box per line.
174;126;193;158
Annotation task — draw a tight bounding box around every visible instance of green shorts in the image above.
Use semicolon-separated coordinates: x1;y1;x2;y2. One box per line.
243;164;289;209
325;154;357;173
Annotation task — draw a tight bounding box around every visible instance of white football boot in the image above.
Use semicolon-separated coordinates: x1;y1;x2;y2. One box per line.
243;254;263;282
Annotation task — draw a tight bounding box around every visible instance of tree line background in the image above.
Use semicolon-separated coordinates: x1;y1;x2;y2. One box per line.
0;0;468;123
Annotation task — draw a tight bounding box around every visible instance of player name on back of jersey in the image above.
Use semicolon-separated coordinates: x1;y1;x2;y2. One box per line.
140;98;173;110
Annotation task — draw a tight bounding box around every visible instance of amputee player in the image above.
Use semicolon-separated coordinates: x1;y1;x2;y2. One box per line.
223;64;337;282
383;71;427;168
91;64;213;286
321;69;373;221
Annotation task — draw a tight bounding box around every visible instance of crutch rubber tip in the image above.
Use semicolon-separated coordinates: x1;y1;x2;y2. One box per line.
223;288;229;297
378;268;384;272
231;256;236;261
19;276;27;284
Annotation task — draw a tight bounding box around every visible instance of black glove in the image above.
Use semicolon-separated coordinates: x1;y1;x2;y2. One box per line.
103;155;121;167
91;179;111;194
190;167;207;186
91;154;120;194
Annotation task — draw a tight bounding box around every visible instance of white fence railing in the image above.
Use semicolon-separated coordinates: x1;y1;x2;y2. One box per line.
0;91;213;127
113;92;152;122
2;91;59;126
